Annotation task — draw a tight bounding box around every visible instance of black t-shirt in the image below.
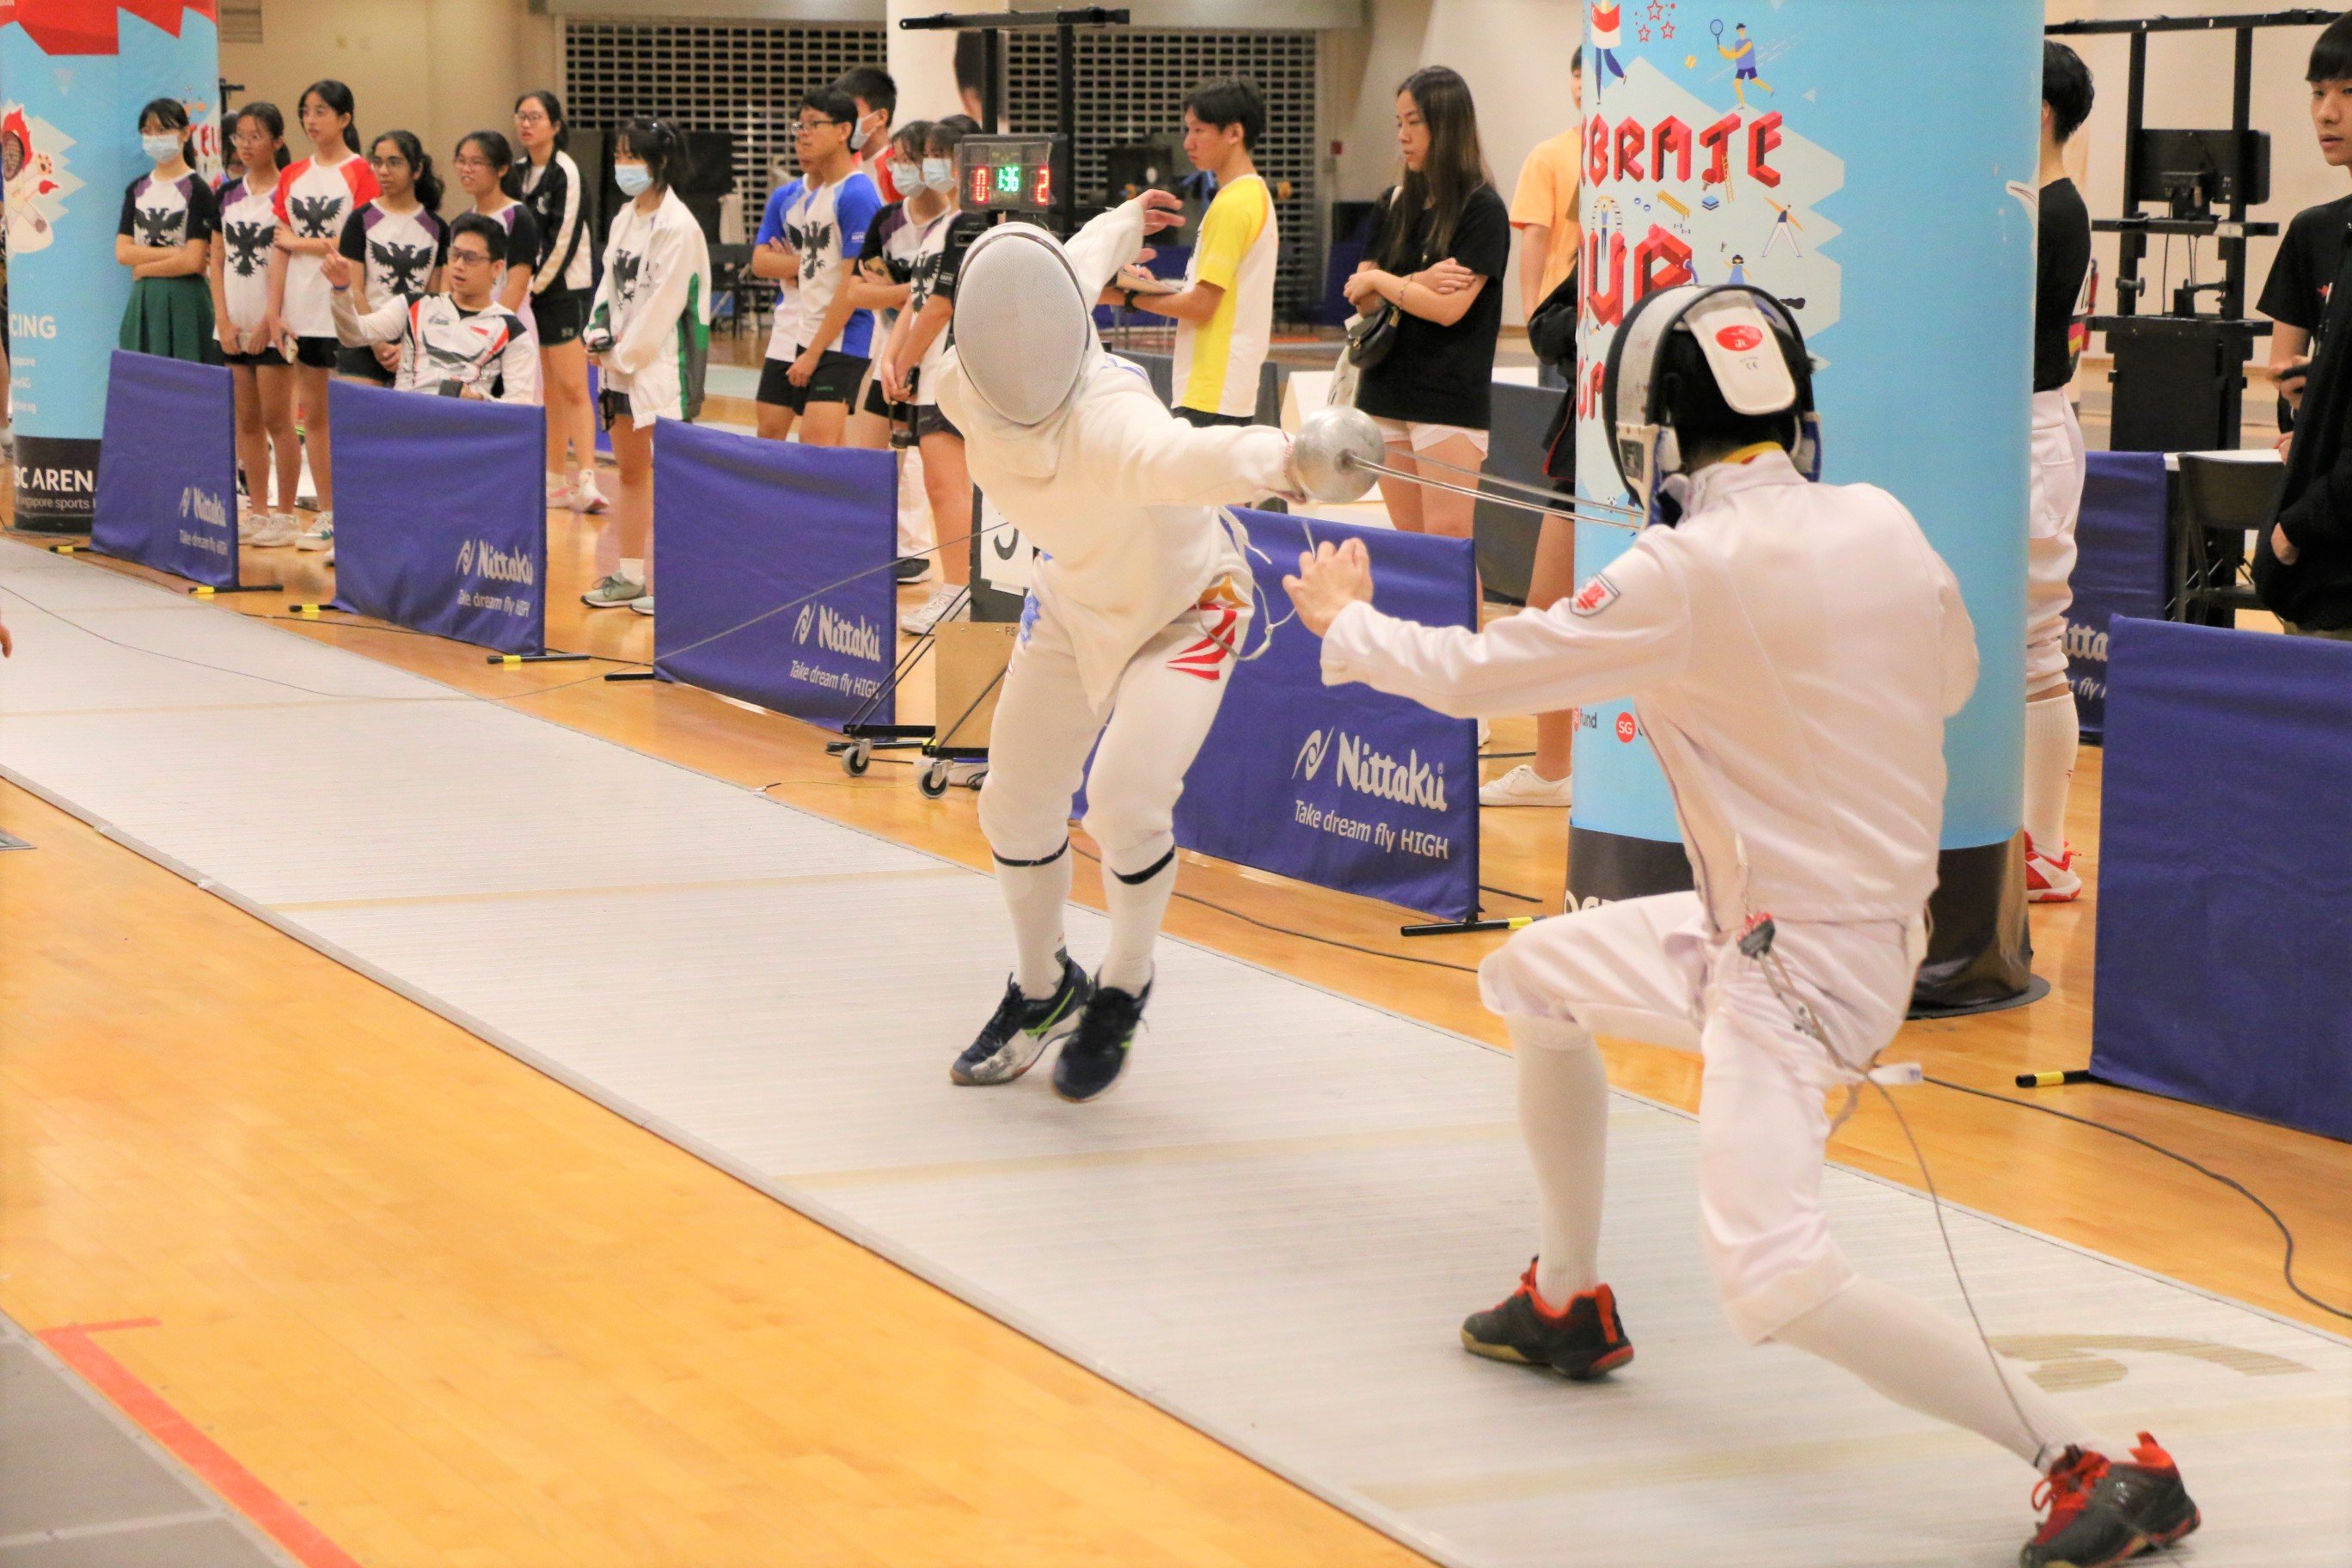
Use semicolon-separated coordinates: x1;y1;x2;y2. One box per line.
2258;193;2352;335
2035;178;2092;394
2257;232;2352;628
1354;183;1511;430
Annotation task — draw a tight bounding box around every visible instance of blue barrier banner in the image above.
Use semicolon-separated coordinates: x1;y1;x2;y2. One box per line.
2065;452;2169;738
328;380;548;656
653;422;897;731
2092;617;2352;1143
90;351;238;586
1172;510;1479;922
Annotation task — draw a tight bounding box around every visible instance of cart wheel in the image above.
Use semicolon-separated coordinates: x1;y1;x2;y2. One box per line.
918;759;952;799
842;741;873;777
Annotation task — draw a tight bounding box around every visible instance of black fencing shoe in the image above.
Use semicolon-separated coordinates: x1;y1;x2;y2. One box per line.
951;954;1091;1087
1050;981;1152;1103
2021;1435;2199;1568
1461;1260;1635;1381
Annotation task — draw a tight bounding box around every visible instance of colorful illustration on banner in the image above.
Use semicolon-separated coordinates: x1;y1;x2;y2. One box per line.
1591;2;1628;84
1713;20;1776;107
2;107;78;254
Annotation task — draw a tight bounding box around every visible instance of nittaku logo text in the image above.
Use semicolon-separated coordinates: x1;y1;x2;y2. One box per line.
179;485;227;530
802;603;882;661
2063;621;2108;663
1331;732;1449;812
1294;726;1333;781
456;538;535;585
794;604;817;643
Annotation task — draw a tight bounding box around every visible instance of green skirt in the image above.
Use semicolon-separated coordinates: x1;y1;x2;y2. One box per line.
119;273;223;364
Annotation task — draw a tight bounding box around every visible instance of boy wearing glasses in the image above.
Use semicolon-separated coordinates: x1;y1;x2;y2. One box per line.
761;87;881;449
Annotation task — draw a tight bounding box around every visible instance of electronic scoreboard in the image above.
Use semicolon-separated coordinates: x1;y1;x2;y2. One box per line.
957;135;1072;220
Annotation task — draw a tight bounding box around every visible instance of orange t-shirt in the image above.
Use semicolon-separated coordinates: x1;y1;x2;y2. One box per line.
1510;128;1583;300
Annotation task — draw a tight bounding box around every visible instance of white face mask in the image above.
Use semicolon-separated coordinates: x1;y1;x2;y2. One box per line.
613;162;652;196
848;118;872;154
886;158;920;193
142;132;181;162
922;157;955;193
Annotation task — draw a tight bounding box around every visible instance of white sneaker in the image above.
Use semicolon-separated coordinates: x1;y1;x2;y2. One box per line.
628;594;655;616
574;469;609;514
581;573;645;609
1479;764;1573;808
898;583;969;637
238;507;262;542
248;512;298;548
296;512;334;551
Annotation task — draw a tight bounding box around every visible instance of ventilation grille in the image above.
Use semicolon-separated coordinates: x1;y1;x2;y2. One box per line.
1003;28;1320;320
220;3;263;45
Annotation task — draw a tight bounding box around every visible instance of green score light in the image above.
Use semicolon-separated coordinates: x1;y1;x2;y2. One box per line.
995;163;1024;195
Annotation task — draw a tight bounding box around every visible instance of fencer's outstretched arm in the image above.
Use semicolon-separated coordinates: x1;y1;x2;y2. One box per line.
1312;539;1693;720
1069;388;1295;508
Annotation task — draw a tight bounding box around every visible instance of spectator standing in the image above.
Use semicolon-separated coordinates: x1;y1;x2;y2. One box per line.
750;163;807;441
836;66;903;206
334;131;447;386
879;119;976;635
452;131;538;324
2257;15;2352;642
1116;79;1277;430
511;90;606;514
1484;45;1589;809
1344;65;1510;544
266;78;379;553
775;89;882;450
327;212;537;402
117;98;220;364
212;102;303;548
849;120;951;589
579;119;712;618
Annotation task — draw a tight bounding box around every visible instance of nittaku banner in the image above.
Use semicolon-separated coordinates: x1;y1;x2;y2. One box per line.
2064;450;2169;738
2;3;219;528
89;349;237;585
1171;509;1479;922
1571;0;2042;889
328;380;548;656
653;422;897;731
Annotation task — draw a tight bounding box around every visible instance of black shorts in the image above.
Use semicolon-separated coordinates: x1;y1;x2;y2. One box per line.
862;378;897;420
223;345;292;369
911;405;960;442
536;286;591;347
756;350;869;412
1174;406;1253;429
336;346;395;383
293;334;339;369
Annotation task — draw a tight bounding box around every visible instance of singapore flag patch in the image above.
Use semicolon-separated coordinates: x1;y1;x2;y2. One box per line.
1570;573;1621;617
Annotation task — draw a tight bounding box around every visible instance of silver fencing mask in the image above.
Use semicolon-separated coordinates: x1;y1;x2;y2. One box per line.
951;223;1095;427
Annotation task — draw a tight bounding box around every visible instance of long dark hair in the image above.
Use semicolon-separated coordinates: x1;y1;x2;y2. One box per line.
458;128;515;181
231;101;291;172
300;78;361;154
372;130;443;212
615;119;683;194
1375;65;1491;270
509;91;567;201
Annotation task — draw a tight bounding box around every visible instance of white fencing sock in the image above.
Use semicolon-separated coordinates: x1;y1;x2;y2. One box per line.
2023;691;2079;856
995;845;1073;999
1095;842;1176;995
1773;1276;2117;1471
1510;1014;1609;1305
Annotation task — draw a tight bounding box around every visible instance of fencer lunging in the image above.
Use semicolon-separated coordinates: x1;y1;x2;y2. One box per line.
933;191;1295;1103
1283;285;2199;1568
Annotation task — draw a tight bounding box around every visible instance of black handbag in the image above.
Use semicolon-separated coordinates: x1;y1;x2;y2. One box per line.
1527;263;1579;369
1347;303;1401;369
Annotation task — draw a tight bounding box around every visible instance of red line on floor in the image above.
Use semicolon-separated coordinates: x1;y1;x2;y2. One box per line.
38;1320;365;1568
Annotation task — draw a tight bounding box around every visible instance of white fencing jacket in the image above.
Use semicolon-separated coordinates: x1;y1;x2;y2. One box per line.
1321;450;1980;931
330;288;539;403
935;199;1294;710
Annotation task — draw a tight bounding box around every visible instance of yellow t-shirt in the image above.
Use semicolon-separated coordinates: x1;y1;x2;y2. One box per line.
1510;129;1583;302
1174;173;1278;419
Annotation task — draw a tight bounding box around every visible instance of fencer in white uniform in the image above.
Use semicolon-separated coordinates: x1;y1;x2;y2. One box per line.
1283;285;2199;1568
934;191;1296;1103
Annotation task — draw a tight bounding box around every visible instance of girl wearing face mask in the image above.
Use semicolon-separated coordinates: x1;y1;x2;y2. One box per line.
452;131;538;323
579;119;711;616
877;119;974;636
845;120;935;458
117;98;221;364
334;131;447;385
266;78;378;552
508;90;604;514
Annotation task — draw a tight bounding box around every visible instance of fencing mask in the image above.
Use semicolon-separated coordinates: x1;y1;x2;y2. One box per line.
951;223;1098;427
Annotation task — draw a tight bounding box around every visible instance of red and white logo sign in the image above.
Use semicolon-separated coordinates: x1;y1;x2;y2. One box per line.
1570;573;1620;617
1715;323;1765;352
1614;713;1638;743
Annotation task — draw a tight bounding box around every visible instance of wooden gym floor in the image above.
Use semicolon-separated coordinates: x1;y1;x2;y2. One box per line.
2;425;2347;1565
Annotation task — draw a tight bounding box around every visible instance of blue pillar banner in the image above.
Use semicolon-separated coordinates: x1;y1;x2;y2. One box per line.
328;380;548;656
2064;450;2169;738
1071;511;1479;922
1;2;219;527
89;348;236;585
2092;617;2352;1142
653;421;897;731
1572;0;2041;886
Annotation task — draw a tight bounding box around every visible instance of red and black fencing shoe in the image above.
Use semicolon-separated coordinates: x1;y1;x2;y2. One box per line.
2021;1434;2201;1568
1459;1260;1634;1381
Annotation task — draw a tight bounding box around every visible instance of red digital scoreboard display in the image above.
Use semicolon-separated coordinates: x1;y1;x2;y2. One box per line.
958;137;1068;216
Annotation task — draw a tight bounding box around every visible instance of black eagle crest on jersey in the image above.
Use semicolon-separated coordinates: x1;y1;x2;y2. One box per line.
224;222;272;278
288;192;340;239
610;248;643;299
131;204;181;248
371;237;436;297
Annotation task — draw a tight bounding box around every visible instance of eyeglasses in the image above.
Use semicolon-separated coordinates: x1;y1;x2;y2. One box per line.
452;156;494;170
447;248;494;266
369;156;410;170
796;119;845;133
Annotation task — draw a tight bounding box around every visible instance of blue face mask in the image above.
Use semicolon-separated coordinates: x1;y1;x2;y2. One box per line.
922;157;954;193
613;162;652;196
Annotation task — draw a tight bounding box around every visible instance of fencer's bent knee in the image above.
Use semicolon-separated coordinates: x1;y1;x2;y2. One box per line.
977;769;1074;863
1079;797;1175;872
1477;925;1555;1018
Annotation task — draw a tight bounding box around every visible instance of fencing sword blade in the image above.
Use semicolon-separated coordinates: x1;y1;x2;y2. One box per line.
1340;453;1644;531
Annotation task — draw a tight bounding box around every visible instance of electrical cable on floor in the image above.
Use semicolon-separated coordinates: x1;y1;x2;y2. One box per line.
1924;1074;2352;1323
